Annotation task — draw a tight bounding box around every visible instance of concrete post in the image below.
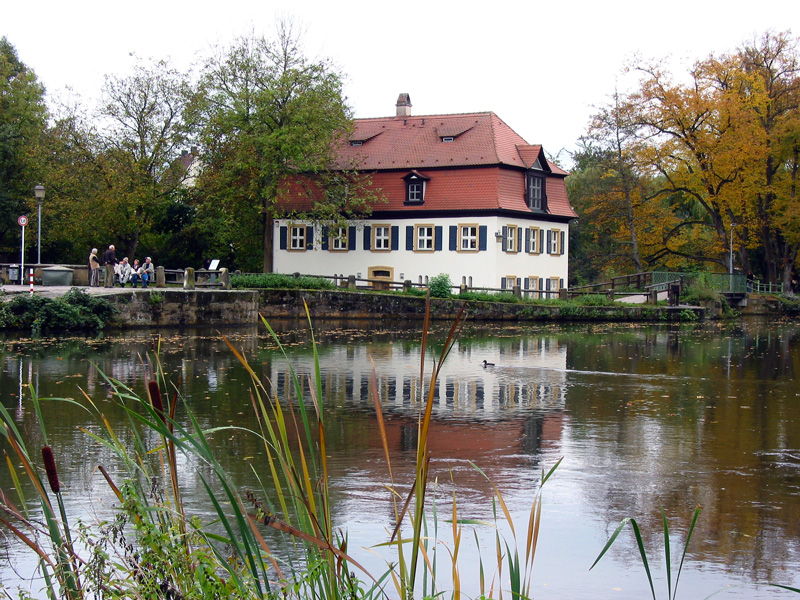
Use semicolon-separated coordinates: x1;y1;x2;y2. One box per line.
459;284;468;295
559;288;568;300
219;268;231;290
648;290;658;305
512;285;522;299
183;267;195;290
606;289;615;301
404;280;413;293
348;275;356;290
156;266;166;288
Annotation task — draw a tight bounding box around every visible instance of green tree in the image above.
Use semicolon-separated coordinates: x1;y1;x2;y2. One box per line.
196;22;376;272
0;37;47;257
44;58;197;262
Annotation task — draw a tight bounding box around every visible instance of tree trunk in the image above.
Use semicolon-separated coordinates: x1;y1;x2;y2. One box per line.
262;210;273;273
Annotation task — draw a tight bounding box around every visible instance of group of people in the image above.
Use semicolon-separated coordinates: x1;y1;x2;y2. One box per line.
88;245;154;288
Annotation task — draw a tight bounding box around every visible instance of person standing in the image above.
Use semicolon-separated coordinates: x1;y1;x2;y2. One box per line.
141;256;155;288
88;248;101;287
102;245;117;288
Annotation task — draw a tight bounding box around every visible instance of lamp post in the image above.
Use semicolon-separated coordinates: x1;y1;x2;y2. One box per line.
34;185;45;264
729;222;737;292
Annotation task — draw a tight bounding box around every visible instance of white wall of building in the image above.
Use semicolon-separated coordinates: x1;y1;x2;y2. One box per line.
273;215;569;291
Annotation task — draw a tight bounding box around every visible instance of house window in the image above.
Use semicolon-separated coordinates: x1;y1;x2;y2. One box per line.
526;172;545;210
527;227;542;254
289;225;306;251
404;171;429;204
441;136;454;143
329;226;348;251
548;228;563;255
504;225;519;253
407;181;424;203
526;276;543;299
503;276;520;290
549;277;562;293
459;224;478;251
416;225;434;251
373;225;391;251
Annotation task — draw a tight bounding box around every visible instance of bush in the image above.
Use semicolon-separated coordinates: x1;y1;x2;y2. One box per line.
428;273;453;298
0;288;117;335
572;294;616;306
458;290;521;303
231;273;335;290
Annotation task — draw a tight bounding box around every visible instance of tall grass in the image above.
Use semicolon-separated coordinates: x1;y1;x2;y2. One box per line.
0;295;561;599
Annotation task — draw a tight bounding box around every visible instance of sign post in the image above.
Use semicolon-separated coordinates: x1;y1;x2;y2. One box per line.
18;215;28;285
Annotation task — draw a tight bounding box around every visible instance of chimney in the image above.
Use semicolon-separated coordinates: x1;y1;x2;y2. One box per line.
396;93;412;117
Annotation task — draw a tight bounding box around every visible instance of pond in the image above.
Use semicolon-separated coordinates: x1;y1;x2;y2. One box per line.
1;318;799;599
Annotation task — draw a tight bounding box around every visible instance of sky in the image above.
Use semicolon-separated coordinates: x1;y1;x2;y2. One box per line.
4;0;799;163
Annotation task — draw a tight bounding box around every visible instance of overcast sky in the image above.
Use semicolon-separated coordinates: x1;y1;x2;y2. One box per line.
4;0;799;162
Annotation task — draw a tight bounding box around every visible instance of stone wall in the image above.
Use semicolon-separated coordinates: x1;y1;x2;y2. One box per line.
255;289;703;322
106;290;258;327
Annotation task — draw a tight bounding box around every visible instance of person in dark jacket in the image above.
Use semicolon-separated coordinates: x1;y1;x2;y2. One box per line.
102;245;117;288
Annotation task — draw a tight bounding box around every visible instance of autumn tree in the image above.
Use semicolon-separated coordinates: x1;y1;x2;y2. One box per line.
0;37;47;258
577;31;800;284
733;32;800;285
196;22;376;273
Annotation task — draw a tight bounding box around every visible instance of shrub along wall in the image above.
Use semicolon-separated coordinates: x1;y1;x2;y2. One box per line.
255;289;704;322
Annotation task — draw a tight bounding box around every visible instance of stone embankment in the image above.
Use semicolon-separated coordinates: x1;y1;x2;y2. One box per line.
1;285;783;328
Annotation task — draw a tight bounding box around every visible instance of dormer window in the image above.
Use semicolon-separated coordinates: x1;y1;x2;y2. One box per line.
408;181;423;202
526;171;546;211
403;170;430;204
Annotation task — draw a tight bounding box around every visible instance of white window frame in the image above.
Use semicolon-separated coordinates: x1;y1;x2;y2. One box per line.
506;225;519;253
407;181;424;203
459;224;478;251
373;225;391;251
549;228;562;255
416;225;434;252
329;226;348;251
289;225;306;251
528;227;541;254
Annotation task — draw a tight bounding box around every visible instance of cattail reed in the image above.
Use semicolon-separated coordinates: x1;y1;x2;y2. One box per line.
41;445;60;494
148;380;165;422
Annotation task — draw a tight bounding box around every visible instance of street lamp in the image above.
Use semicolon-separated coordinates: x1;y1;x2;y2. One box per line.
34;184;45;264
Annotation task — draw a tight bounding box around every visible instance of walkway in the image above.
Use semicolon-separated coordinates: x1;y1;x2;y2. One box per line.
0;284;157;299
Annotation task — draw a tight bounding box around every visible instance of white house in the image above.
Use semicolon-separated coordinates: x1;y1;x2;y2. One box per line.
273;94;577;294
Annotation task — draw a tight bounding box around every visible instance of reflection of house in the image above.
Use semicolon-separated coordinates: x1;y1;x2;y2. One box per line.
273;94;577;291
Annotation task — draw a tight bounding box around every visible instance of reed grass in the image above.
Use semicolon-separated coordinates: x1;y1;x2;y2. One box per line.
0;295;565;599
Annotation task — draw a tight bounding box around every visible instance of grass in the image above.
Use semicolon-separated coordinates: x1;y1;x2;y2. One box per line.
0;296;564;599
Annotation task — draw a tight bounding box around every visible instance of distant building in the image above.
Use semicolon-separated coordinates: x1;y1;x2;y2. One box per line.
273;94;577;293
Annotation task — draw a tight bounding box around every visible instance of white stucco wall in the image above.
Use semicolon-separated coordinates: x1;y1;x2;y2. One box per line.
273;216;570;291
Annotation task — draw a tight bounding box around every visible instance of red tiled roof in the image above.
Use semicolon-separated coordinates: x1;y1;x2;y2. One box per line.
281;111;576;219
339;112;532;170
279;167;578;219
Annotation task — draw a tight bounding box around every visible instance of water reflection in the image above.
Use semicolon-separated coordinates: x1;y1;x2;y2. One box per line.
1;320;799;598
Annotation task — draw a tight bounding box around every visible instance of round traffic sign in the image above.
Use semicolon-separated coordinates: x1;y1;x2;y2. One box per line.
18;215;28;227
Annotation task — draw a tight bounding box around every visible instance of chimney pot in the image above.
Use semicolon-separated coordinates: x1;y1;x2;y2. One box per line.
396;93;412;117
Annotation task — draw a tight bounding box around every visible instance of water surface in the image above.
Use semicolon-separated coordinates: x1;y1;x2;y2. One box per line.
1;319;799;598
